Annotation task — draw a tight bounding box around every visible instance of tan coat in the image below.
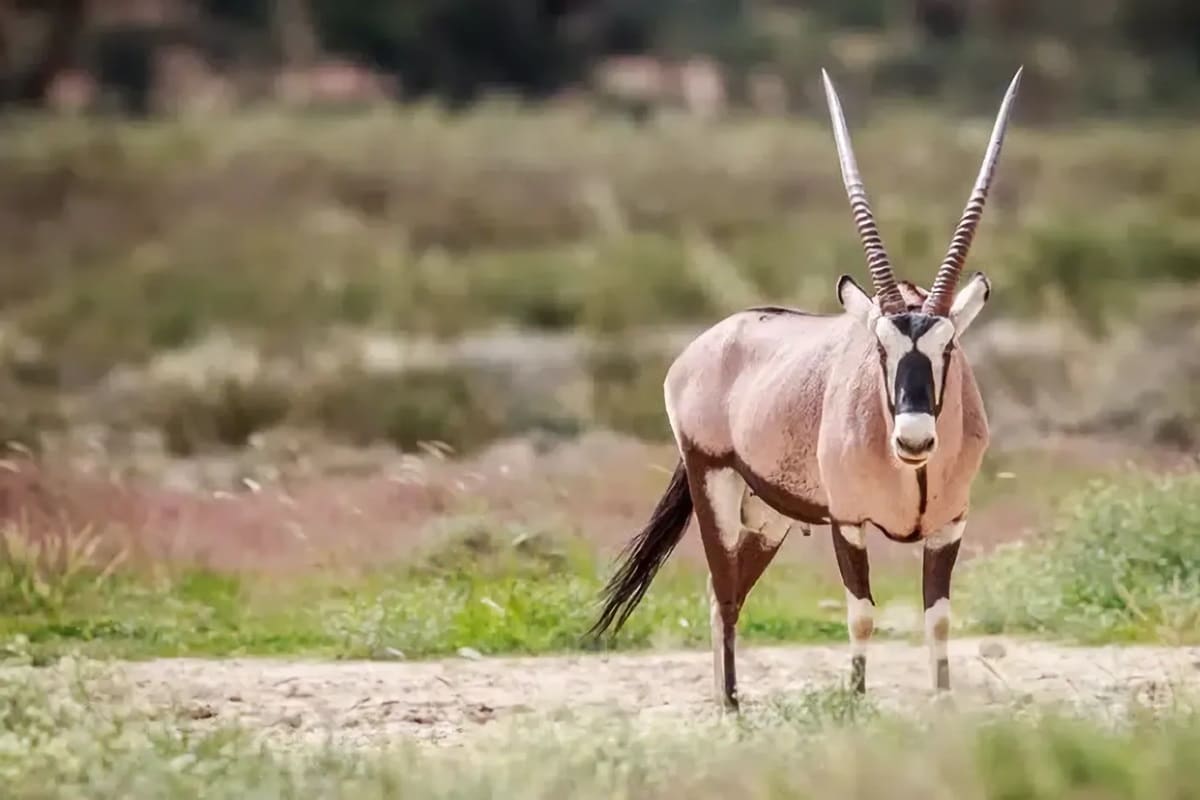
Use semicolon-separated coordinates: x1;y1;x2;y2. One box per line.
664;287;988;541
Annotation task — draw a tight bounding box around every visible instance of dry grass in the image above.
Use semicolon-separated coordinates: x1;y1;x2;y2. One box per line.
1;106;1199;455
1;106;1198;368
0;434;682;573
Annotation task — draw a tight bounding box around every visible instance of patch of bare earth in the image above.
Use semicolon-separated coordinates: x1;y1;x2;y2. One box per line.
118;640;1200;749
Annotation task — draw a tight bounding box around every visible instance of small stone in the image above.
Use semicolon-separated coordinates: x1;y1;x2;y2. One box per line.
372;647;406;661
187;704;217;720
979;640;1007;660
817;599;842;612
457;646;483;660
468;703;496;722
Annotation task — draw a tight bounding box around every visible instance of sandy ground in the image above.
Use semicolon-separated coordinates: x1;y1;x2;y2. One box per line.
117;640;1200;749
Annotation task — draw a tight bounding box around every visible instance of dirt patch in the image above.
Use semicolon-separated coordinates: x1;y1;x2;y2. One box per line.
117;641;1200;749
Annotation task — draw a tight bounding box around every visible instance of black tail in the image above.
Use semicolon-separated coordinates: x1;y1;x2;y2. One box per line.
587;461;693;640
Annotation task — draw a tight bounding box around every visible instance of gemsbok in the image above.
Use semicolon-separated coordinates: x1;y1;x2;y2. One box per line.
588;68;1022;709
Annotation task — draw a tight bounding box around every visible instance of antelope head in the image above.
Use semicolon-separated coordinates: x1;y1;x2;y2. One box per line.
823;68;1022;468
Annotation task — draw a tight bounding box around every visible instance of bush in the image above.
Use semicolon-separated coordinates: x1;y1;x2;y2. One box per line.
1011;218;1200;333
298;366;505;452
587;347;672;440
965;473;1200;641
155;379;290;456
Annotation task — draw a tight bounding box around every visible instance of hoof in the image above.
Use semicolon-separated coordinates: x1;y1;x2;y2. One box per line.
928;689;957;712
850;654;866;694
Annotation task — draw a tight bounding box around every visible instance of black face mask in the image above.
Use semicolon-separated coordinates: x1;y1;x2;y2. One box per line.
881;313;948;417
894;350;935;416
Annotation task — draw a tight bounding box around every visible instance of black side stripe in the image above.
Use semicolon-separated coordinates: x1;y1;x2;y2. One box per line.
916;466;928;516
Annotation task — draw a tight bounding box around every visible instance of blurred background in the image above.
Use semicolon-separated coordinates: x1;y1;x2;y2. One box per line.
0;0;1199;588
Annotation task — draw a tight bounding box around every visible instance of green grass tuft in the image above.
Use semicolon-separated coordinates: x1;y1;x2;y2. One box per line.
0;521;848;664
965;472;1200;642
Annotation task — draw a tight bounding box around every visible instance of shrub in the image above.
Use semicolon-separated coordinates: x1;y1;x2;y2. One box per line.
965;473;1200;641
154;379;290;456
298;366;505;452
587;347;673;441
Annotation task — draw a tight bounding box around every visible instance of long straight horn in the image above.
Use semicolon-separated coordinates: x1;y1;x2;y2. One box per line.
924;67;1023;316
821;69;905;316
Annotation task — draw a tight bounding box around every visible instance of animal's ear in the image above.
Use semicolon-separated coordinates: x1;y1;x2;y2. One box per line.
837;274;878;329
950;272;991;334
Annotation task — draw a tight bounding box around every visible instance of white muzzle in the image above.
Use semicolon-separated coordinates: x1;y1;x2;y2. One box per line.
892;412;937;465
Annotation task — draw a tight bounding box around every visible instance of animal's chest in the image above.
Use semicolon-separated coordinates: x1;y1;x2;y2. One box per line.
819;442;973;539
849;468;933;541
740;448;938;536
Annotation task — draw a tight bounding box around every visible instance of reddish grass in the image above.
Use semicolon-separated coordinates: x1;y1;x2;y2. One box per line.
0;432;1188;577
0;434;685;574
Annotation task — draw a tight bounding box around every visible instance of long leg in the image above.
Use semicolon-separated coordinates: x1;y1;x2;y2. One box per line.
831;522;873;693
686;463;745;711
736;490;793;609
922;519;965;691
685;461;793;711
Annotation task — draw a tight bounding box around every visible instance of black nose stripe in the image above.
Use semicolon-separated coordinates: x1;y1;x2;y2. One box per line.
895;351;934;415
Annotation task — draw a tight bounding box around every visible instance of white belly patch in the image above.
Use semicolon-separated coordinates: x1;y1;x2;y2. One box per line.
740;490;801;545
704;467;804;550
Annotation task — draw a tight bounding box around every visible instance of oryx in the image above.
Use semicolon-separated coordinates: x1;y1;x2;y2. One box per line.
588;68;1022;709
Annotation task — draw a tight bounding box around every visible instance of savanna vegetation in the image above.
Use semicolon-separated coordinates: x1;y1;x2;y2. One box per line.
1;457;1198;666
0;515;851;664
2;5;1200;793
2;107;1200;456
5;461;1200;797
